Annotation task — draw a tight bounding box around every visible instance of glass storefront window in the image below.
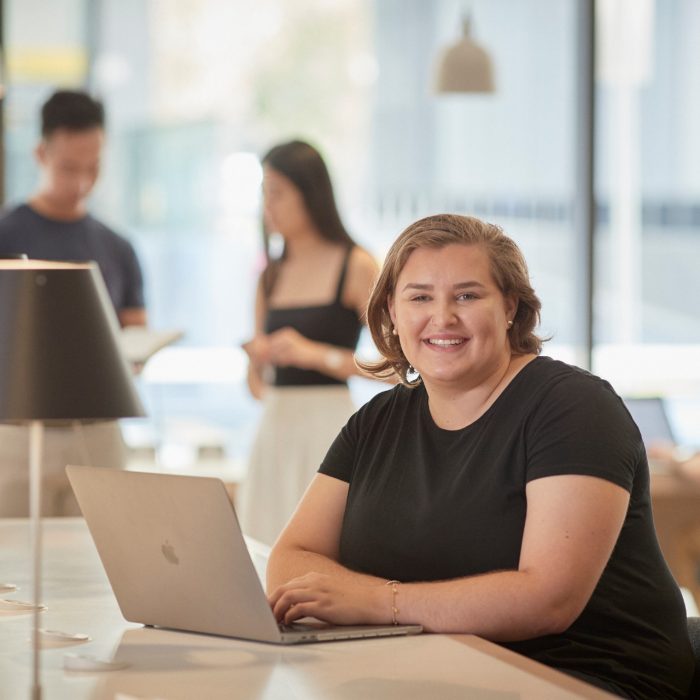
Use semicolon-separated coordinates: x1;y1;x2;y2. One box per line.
4;0;700;463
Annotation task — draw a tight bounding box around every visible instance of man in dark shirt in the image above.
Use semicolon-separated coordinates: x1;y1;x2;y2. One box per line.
0;89;146;326
0;90;146;516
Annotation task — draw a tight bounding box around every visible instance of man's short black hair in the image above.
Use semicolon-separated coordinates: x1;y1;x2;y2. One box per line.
41;90;105;138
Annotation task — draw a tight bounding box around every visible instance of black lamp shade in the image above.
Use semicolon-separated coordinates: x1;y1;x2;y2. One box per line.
0;261;145;420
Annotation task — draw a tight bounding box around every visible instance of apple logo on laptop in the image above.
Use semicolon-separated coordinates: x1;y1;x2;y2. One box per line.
161;540;179;565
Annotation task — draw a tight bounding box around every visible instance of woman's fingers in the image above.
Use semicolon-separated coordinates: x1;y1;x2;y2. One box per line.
267;327;312;367
242;335;271;363
270;576;319;620
268;573;309;607
269;573;383;626
284;601;319;625
272;589;314;621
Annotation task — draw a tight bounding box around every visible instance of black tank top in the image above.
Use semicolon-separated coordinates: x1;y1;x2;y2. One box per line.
265;246;362;387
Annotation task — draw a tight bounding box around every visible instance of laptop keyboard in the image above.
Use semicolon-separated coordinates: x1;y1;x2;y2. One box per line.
278;621;320;633
277;622;329;633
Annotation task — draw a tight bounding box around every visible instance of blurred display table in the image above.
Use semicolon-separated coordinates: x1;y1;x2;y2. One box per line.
0;518;614;699
651;471;700;605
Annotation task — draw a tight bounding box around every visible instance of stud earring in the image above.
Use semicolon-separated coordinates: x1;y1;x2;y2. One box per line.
392;326;398;336
507;320;514;329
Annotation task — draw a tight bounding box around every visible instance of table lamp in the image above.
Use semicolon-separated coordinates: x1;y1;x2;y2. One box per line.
0;259;145;700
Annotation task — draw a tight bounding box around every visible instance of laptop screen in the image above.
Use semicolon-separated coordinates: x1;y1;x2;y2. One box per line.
622;397;676;448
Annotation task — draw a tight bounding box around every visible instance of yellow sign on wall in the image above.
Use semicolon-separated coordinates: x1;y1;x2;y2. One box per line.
7;47;87;83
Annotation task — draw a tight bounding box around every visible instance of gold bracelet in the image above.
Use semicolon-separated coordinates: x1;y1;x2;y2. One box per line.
386;579;400;625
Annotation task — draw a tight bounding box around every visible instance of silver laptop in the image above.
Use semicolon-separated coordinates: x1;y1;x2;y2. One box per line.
622;397;676;449
66;465;422;644
622;397;678;472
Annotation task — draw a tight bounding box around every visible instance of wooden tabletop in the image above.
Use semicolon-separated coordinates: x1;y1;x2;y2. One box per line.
651;471;700;605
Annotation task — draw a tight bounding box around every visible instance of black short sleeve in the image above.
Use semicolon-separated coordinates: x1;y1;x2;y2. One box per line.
319;411;359;483
524;371;640;491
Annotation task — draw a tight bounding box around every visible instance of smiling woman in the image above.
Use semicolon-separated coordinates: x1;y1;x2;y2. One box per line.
364;215;543;392
387;245;518;426
266;214;696;700
393;246;514;363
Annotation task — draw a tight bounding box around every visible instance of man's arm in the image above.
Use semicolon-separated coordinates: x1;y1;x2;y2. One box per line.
118;307;147;328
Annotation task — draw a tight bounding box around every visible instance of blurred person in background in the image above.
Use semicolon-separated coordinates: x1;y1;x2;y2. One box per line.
239;139;379;546
648;443;700;481
0;89;147;516
0;89;145;324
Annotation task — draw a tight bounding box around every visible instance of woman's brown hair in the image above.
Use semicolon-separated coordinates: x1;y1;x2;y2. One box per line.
361;214;544;385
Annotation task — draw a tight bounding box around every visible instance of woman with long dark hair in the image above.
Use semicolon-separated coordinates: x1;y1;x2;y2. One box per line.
238;140;379;545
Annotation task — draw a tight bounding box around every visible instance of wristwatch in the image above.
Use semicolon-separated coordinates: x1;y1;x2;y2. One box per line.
324;349;344;370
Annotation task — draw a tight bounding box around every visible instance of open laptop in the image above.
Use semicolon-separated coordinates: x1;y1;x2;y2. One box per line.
622;397;677;472
622;397;676;448
66;465;422;644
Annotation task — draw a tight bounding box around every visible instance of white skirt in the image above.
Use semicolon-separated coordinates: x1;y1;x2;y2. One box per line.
237;385;355;546
0;421;126;517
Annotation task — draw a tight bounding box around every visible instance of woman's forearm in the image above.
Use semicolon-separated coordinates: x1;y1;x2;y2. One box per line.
267;555;579;637
391;569;577;641
302;342;361;382
266;545;384;592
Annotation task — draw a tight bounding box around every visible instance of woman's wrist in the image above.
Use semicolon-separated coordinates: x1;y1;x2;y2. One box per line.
364;581;400;625
323;347;345;372
310;343;347;375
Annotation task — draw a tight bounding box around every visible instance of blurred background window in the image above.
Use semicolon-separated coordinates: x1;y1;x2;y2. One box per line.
3;0;700;468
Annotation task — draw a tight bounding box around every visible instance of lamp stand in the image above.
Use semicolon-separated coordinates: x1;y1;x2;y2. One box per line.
29;420;43;700
0;261;145;696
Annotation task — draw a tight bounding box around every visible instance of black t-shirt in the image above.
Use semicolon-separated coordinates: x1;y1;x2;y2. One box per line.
319;356;694;699
0;204;145;313
265;246;362;387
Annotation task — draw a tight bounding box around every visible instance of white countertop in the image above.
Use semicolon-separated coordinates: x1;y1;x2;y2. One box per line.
0;518;613;700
